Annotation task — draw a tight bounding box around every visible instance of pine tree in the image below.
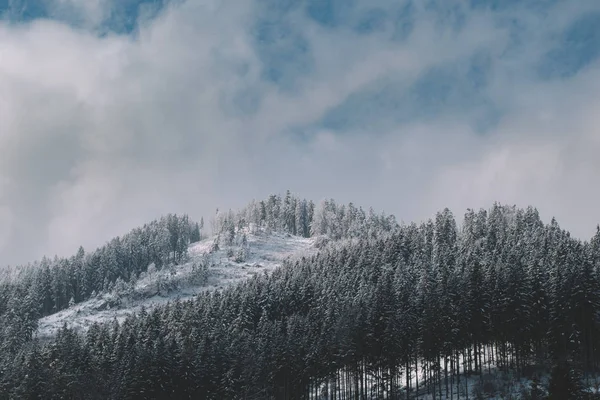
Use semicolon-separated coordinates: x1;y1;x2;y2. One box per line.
548;362;584;400
190;222;201;243
295;199;309;238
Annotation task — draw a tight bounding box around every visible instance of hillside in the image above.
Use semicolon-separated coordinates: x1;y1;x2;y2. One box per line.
36;230;317;338
1;195;600;399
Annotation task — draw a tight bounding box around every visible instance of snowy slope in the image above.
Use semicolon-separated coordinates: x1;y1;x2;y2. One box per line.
36;231;317;338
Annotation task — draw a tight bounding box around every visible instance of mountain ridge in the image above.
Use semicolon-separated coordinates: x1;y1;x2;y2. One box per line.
1;193;599;399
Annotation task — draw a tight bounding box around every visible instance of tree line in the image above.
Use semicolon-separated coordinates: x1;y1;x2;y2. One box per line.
0;213;199;354
1;200;600;398
213;190;398;240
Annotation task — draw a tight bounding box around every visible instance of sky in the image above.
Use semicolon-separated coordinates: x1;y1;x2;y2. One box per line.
1;0;600;266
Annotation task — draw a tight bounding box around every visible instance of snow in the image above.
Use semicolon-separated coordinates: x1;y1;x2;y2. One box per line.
36;230;317;338
309;347;577;399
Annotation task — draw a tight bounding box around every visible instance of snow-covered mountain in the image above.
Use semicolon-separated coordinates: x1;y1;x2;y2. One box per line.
36;229;317;338
6;197;597;399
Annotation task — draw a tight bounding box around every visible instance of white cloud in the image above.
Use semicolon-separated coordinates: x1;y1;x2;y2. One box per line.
1;0;600;266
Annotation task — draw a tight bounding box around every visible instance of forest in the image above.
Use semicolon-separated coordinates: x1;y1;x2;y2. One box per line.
1;192;599;399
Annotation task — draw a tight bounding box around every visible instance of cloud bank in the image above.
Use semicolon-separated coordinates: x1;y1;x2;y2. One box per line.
1;0;600;266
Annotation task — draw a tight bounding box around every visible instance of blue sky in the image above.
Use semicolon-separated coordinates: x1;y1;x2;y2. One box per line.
1;0;600;265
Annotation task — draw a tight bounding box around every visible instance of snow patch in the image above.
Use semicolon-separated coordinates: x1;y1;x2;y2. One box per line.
36;231;316;338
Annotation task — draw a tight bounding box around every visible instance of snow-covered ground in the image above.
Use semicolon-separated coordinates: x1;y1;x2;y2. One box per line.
36;231;317;338
311;347;600;399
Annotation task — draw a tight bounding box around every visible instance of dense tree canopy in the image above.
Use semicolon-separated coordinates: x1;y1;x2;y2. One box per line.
1;195;599;399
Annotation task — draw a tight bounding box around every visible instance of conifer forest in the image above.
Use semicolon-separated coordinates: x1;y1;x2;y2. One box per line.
1;193;600;399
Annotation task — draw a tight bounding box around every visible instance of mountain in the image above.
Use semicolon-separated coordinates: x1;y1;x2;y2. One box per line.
37;229;317;338
1;193;600;399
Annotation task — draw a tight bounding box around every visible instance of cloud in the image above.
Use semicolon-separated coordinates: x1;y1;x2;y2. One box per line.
1;0;600;266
